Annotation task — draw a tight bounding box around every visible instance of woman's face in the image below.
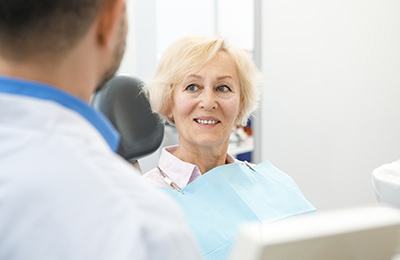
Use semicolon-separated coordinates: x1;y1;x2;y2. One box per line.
170;51;241;150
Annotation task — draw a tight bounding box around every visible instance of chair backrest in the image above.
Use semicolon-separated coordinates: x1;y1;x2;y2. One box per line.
92;76;164;163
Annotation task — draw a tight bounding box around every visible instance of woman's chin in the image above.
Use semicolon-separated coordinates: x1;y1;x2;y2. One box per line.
190;136;227;149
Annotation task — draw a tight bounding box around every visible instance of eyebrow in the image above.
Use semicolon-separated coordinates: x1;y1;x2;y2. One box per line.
186;74;233;80
217;75;233;80
186;74;202;79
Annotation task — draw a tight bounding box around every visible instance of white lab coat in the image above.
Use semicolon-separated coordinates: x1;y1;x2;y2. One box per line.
0;89;201;260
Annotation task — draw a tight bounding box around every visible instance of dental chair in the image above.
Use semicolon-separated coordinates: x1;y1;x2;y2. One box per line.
91;76;164;171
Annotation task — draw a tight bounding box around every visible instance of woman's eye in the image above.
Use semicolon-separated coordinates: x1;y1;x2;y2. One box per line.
185;84;199;92
216;85;232;93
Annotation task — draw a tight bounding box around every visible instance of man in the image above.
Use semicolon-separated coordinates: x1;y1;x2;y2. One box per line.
0;0;200;259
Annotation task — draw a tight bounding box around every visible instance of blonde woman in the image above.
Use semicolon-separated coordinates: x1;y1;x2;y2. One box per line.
144;36;315;260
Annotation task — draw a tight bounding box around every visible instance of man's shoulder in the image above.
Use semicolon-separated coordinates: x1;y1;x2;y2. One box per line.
1;142;201;260
3;136;193;234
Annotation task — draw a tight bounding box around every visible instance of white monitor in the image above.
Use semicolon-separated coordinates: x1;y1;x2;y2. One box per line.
230;206;400;260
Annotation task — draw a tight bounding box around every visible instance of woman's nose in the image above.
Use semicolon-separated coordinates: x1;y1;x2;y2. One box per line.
199;89;217;110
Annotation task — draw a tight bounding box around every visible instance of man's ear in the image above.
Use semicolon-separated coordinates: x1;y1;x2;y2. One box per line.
96;0;126;48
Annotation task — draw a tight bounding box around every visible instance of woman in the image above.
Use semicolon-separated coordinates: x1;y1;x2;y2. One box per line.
144;36;315;259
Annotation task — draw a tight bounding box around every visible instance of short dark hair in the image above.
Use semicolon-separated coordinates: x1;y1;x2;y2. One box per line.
0;0;105;59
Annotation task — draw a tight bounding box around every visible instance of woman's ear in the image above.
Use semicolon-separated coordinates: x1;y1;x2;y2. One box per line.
234;108;244;127
164;93;175;123
166;107;175;124
160;101;174;124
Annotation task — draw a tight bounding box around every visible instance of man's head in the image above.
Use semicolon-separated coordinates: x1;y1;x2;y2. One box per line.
0;0;127;99
0;0;103;59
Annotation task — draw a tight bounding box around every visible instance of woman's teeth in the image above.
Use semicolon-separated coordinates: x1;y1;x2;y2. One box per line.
195;119;218;125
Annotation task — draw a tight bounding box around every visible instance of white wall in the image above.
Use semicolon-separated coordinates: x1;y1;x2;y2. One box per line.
156;0;215;56
261;0;400;209
118;0;157;81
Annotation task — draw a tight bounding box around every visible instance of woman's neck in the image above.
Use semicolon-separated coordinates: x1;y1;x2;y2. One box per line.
173;142;229;174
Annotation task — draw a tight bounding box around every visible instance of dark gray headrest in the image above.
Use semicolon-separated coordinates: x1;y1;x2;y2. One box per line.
92;76;164;162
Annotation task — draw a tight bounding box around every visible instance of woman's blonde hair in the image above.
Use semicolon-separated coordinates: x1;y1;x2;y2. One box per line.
146;36;260;126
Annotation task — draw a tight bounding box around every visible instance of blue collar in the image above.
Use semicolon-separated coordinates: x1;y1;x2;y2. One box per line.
0;76;120;151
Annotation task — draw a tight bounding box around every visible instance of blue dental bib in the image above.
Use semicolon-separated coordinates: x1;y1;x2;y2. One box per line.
163;161;316;260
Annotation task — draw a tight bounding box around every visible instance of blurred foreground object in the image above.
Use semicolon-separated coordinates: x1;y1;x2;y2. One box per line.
373;160;400;208
230;206;400;260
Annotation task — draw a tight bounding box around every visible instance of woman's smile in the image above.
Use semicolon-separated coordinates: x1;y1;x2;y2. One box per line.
193;116;221;127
